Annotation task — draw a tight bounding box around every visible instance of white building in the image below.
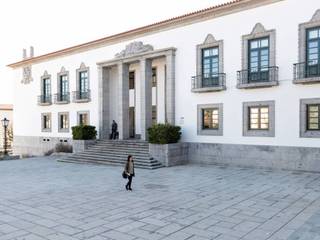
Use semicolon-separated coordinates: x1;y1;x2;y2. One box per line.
8;0;320;171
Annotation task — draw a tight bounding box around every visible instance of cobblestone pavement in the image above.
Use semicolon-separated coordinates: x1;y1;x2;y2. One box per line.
0;157;319;240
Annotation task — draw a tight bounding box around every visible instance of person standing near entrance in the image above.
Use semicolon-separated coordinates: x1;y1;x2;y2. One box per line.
111;120;118;140
124;155;135;191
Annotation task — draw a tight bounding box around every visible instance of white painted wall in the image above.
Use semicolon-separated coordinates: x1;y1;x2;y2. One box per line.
12;0;320;148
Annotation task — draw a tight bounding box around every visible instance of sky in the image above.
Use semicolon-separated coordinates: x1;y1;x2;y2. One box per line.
0;0;229;104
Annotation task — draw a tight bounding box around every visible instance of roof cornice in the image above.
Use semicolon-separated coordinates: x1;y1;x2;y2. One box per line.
8;0;284;68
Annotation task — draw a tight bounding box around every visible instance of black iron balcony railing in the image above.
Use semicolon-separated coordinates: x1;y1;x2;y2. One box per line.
237;66;279;85
191;73;226;90
54;92;70;104
294;62;320;80
38;95;52;105
73;90;91;102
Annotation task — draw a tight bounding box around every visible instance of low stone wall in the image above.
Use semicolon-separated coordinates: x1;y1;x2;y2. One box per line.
188;143;320;172
13;136;72;157
73;140;97;153
149;143;189;167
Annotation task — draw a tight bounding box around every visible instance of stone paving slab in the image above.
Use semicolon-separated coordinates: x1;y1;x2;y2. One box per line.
0;157;319;239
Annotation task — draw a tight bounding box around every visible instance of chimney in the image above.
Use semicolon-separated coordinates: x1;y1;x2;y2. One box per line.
30;46;34;58
23;49;27;59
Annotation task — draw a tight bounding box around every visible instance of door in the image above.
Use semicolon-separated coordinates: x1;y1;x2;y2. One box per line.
129;107;135;138
306;27;320;78
202;47;219;87
248;37;269;82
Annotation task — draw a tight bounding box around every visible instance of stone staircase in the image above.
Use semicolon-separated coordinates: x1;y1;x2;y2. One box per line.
58;140;163;169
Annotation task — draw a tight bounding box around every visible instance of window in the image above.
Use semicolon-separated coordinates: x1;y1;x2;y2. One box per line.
58;112;69;132
248;37;269;82
78;112;89;126
238;23;277;88
243;101;275;137
202;47;219;86
41;113;51;132
79;71;89;93
59;74;69;101
300;98;320;138
306;27;320;77
307;104;320;130
152;68;157;87
194;34;225;92
295;10;320;83
129;71;135;90
59;75;68;94
197;103;223;136
75;63;90;102
248;106;269;130
202;108;219;130
42;78;51;99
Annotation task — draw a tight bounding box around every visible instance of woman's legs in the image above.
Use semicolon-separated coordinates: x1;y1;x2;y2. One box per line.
127;176;133;190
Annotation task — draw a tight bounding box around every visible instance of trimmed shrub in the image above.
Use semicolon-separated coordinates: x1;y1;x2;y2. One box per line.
72;125;97;140
55;143;73;153
148;123;181;144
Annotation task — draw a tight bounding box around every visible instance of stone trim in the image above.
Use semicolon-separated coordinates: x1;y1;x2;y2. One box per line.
243;100;275;137
77;111;90;125
300;98;320;138
58;112;70;133
41;113;51;132
197;103;223;136
295;9;320;84
196;34;224;77
238;23;277;89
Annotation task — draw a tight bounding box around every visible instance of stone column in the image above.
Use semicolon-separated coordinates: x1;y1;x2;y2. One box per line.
118;62;130;140
140;58;153;141
98;66;111;139
165;51;176;125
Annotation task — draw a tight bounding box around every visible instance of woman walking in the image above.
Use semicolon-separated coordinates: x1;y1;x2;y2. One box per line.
124;155;135;191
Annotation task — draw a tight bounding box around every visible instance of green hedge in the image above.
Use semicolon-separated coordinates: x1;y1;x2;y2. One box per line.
72;125;97;140
147;123;181;144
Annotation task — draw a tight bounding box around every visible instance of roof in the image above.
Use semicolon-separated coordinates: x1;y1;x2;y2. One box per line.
7;0;283;68
0;105;13;111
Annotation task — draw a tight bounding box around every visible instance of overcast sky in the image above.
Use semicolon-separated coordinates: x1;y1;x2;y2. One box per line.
0;0;228;104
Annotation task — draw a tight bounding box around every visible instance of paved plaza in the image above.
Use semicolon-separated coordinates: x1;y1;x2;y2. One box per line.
0;157;319;240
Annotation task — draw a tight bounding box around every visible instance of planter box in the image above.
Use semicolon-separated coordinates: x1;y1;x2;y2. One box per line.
73;140;97;153
149;143;189;167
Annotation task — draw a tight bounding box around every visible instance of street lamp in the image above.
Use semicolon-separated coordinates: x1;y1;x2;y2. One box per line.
1;118;9;156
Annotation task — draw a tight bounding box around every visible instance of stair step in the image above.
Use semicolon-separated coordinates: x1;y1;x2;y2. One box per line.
66;155;157;164
59;140;161;169
59;159;162;169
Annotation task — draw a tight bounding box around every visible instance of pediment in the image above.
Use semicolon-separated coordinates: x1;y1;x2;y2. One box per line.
203;34;217;44
115;41;154;58
311;9;320;22
251;23;267;35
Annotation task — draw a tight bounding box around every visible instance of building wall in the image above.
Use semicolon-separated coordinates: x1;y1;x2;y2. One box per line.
12;0;320;156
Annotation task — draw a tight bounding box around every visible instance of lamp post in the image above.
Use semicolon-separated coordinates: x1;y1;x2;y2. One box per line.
1;118;9;156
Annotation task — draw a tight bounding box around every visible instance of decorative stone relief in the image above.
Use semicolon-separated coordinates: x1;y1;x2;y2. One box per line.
22;66;33;84
21;46;34;84
115;41;154;58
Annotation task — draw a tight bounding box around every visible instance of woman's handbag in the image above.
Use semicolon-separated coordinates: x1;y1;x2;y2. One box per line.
122;171;127;179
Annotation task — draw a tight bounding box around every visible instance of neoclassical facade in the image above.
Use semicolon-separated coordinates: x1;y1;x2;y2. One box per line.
8;0;320;171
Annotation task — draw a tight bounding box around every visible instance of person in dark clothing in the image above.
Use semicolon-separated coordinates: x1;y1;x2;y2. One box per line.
124;155;135;191
111;120;118;140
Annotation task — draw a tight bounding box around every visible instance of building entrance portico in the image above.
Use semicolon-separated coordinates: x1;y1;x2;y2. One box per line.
98;42;176;141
